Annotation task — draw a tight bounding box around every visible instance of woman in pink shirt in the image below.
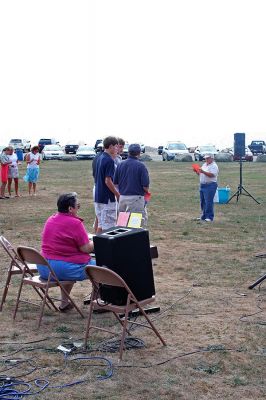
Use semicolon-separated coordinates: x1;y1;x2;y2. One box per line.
38;192;95;312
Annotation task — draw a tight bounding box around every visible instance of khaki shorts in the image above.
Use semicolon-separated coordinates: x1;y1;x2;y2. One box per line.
95;201;117;230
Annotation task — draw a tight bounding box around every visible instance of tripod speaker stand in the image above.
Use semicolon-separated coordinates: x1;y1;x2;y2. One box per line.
227;158;260;204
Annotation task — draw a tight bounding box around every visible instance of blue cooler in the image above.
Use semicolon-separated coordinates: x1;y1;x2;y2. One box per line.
15;149;24;161
218;187;230;204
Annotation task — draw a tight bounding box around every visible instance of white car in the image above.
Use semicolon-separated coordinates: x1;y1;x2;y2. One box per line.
162;142;188;161
9;138;31;152
194;145;219;161
42;145;64;160
76;145;96;160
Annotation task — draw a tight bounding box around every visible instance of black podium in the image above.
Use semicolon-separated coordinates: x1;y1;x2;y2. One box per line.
93;227;155;305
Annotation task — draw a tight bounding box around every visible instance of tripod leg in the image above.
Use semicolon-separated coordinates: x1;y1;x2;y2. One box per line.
227;188;240;203
248;273;266;289
240;186;260;204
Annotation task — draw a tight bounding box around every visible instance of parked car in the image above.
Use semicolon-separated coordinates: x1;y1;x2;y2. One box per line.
140;143;145;153
233;147;253;162
194;145;218;161
157;145;163;155
94;139;104;153
42;145;64;160
248;140;266;154
162;142;188;161
65;143;79;154
8;138;31;152
76;145;96;160
121;143;129;159
38;138;58;152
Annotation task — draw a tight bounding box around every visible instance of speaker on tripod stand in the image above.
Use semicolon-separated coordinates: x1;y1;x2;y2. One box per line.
234;133;245;159
227;133;260;204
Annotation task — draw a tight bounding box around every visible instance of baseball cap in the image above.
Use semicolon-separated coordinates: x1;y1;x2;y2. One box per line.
128;143;141;153
203;153;214;159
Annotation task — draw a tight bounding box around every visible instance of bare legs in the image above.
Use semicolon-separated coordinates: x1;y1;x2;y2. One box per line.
8;178;20;196
0;182;7;198
28;182;37;196
60;283;75;309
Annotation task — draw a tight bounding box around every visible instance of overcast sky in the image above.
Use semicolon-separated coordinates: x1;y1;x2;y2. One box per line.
1;0;266;148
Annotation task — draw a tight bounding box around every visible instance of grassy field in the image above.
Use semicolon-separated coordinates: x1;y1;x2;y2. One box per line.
0;158;265;399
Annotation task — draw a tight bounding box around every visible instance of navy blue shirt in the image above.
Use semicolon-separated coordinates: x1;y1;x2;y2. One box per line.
95;152;116;203
113;156;149;196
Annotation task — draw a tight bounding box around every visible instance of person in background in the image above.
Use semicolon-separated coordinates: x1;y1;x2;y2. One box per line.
23;146;41;196
114;137;125;166
113;143;150;225
0;147;12;199
94;136;119;233
7;146;20;197
194;153;219;222
38;192;95;312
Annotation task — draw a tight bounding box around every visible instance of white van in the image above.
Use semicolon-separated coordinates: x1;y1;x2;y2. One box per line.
8;138;31;152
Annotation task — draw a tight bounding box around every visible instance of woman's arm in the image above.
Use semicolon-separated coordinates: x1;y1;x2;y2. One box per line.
79;241;94;254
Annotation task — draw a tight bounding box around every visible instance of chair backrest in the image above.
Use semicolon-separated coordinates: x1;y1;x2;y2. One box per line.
86;266;132;293
0;235;19;262
17;246;49;267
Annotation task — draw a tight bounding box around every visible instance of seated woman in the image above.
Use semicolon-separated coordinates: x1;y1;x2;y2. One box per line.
37;192;95;312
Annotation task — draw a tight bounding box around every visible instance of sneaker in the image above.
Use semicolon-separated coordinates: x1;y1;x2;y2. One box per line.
205;218;212;222
194;217;203;221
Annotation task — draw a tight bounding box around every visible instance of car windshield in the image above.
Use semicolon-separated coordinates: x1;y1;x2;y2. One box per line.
78;146;94;151
43;145;61;151
200;146;216;152
168;143;186;150
10;139;22;143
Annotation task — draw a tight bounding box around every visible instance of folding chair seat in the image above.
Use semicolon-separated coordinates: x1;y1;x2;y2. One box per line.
14;246;85;328
84;266;166;360
0;235;38;311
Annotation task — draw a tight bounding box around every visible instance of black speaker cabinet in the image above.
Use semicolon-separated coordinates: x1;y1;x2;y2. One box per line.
93;227;155;305
234;133;245;157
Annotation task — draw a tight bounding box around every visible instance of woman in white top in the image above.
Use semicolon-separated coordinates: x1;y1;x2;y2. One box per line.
7;146;20;197
23;146;41;196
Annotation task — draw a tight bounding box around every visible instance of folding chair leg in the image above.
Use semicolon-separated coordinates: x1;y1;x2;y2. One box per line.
13;271;26;320
38;285;50;329
0;271;12;311
84;297;95;348
118;297;131;360
138;305;166;346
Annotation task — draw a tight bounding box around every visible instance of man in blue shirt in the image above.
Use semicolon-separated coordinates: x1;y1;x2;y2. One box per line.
113;143;150;225
94;136;119;232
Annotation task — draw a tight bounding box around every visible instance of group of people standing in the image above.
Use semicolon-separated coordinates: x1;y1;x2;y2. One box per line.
92;136;150;233
0;146;41;199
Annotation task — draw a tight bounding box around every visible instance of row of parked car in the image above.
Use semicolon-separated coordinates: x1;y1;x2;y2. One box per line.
157;142;254;162
4;138;146;161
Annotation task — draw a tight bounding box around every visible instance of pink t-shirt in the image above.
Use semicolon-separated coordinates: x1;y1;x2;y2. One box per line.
41;213;91;264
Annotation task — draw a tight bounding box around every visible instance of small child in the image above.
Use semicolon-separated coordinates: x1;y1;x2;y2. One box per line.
0;147;12;199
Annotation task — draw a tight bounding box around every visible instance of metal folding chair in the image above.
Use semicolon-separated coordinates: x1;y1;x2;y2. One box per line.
84;266;166;360
13;246;85;328
0;235;38;311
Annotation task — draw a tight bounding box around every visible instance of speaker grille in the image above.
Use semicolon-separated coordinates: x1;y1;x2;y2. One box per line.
234;133;245;157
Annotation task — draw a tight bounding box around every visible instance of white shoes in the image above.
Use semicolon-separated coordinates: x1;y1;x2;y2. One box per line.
205;218;212;222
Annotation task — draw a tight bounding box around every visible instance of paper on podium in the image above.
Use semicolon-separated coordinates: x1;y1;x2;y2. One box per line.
127;213;143;228
116;211;130;227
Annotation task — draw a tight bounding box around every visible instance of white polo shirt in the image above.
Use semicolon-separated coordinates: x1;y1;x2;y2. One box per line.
200;161;219;184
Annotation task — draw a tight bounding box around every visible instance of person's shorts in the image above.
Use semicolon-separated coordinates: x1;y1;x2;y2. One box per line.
37;258;96;281
95;201;117;230
8;166;19;179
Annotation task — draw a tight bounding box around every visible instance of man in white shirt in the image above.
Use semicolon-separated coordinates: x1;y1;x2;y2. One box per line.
196;153;219;222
